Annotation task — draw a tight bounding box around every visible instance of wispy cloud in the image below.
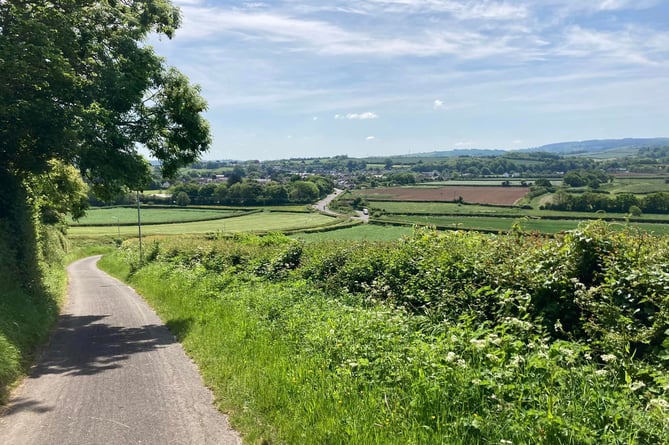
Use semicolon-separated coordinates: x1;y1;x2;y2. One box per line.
335;112;379;120
152;0;669;159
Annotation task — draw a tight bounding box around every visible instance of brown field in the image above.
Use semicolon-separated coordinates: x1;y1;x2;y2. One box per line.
357;186;529;205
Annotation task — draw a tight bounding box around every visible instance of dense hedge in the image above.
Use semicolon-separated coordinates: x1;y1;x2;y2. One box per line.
109;222;669;444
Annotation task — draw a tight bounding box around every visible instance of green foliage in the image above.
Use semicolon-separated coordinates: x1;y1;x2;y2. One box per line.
1;0;209;201
0;220;64;404
175;191;190;206
102;222;669;444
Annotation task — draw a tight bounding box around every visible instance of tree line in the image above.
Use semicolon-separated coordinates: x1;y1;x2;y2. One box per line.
168;175;334;206
544;191;669;214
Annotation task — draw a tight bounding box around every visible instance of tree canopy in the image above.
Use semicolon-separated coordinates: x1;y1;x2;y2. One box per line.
0;0;210;202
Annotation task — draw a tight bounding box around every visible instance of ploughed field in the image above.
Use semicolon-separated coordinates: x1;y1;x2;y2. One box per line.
357;186;529;205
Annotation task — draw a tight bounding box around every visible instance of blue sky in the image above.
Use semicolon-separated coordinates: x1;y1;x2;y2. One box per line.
150;0;669;160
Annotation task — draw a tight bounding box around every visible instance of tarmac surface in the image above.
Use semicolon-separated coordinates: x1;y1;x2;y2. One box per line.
0;256;241;445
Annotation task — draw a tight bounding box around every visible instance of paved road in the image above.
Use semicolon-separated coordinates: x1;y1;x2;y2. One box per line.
313;188;369;223
313;188;343;214
0;256;241;445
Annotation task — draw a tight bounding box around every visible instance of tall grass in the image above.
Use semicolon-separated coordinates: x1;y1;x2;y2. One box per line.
0;222;66;404
101;225;669;444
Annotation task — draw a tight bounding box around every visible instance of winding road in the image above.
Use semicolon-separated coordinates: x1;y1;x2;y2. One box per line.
313;188;369;222
0;256;241;445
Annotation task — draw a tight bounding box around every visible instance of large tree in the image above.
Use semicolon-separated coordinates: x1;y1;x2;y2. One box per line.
0;0;210;205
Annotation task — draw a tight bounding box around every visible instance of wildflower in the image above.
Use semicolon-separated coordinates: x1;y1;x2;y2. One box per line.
630;381;646;392
595;369;608;376
648;398;669;411
600;353;617;363
510;354;524;367
500;440;513;445
445;351;457;362
470;338;487;350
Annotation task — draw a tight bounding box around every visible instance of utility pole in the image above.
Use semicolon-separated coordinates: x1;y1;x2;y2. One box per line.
112;216;120;238
137;191;143;264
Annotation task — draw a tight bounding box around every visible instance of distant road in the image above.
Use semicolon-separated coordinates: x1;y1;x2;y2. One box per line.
0;256;241;445
314;188;369;222
313;188;343;215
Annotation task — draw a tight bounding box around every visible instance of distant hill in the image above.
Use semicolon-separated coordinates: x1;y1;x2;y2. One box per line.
522;138;669;155
407;138;669;159
409;148;507;158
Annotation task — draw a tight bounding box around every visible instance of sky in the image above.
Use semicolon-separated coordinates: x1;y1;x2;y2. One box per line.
149;0;669;161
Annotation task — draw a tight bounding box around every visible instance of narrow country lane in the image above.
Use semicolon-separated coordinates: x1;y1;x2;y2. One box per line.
0;256;241;445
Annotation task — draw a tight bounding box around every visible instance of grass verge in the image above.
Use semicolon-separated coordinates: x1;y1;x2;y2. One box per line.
99;227;669;444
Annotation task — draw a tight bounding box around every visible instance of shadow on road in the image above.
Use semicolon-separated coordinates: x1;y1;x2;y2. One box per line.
29;314;176;378
0;397;54;417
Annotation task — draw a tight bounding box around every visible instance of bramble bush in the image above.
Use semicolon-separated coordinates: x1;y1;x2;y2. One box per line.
105;221;669;444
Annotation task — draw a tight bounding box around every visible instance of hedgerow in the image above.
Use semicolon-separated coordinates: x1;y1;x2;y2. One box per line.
106;221;669;444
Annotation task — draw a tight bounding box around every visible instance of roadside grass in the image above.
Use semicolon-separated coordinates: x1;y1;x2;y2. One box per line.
68;212;339;238
0;225;65;405
99;226;669;444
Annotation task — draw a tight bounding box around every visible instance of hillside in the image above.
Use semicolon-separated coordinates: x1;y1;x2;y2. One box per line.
401;138;669;160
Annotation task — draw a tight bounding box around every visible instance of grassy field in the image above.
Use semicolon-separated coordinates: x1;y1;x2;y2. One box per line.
69;207;245;225
367;200;669;221
376;214;669;234
601;176;669;194
68;211;341;237
293;224;412;241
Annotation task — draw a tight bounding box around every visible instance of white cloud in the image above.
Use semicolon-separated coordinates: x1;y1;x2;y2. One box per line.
454;141;475;148
336;112;379;120
313;116;319;121
433;99;445;109
558;25;667;65
366;136;376;140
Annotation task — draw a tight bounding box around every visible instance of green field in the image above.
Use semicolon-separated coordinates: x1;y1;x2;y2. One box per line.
367;200;669;221
293;224;412;241
376;215;669;235
68;211;340;237
69;207;244;225
602;177;669;194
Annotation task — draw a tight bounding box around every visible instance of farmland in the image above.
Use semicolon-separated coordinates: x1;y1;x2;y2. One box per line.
337;177;669;235
67;210;341;238
68;206;246;225
354;186;529;205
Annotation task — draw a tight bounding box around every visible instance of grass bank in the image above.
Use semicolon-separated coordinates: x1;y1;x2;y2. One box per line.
0;224;64;404
100;225;669;444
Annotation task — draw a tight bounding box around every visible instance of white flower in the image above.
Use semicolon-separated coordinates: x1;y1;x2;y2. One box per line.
600;353;617;363
648;398;669;411
470;338;487;350
510;355;524;367
630;381;646;392
445;351;457;362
